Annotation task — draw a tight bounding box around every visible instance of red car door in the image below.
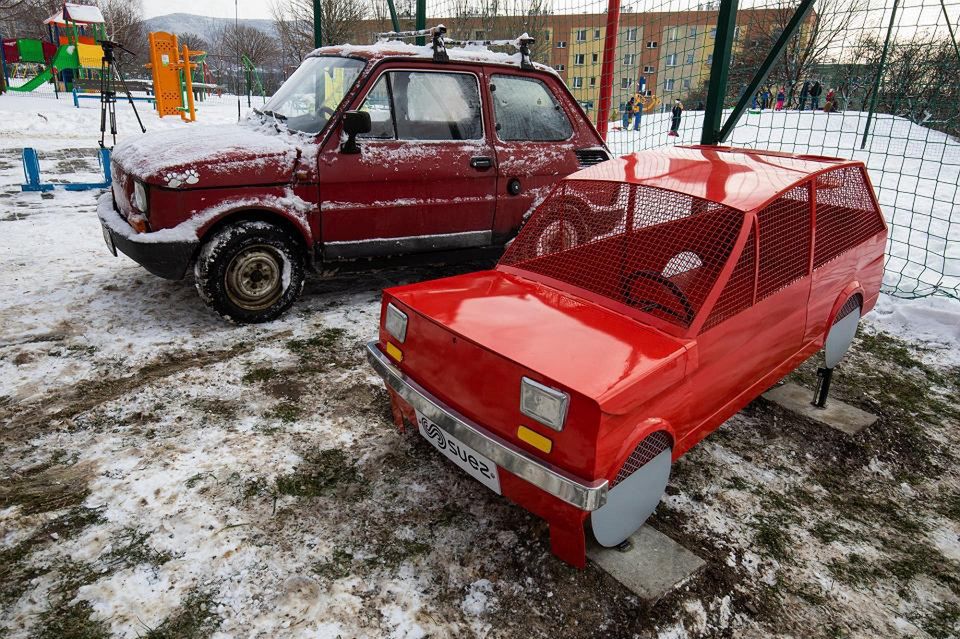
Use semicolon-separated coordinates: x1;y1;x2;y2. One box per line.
683;186;813;446
319;63;497;259
484;70;590;242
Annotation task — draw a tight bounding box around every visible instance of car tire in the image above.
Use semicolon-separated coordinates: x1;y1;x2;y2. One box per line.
194;220;305;323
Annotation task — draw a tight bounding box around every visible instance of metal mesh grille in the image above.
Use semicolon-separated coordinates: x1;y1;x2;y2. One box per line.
813;167;887;270
500;180;745;328
834;293;864;324
703;227;756;330
611;431;672;487
756;184;812;300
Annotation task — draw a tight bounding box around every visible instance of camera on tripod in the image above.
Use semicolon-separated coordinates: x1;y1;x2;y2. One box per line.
95;38;146;148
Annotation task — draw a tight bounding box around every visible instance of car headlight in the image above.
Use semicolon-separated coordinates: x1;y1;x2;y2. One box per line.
384;303;407;343
520;377;569;431
133;180;149;213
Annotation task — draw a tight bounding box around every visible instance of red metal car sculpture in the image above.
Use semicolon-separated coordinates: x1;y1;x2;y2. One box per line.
367;146;888;567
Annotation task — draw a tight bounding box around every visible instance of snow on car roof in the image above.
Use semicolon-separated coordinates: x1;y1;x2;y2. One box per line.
572;145;859;213
309;40;557;75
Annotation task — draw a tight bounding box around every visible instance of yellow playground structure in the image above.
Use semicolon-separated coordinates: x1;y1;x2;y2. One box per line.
146;32;204;122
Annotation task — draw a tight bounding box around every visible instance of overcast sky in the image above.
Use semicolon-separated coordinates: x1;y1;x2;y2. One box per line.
141;0;274;20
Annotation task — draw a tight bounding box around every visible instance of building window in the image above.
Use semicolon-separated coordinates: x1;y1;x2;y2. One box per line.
594;28;601;39
590;77;596;87
474;30;485;40
683;78;691;89
574;53;585;65
646;40;658;48
665;78;675;91
710;28;717;38
689;26;698;37
557;41;567;48
706;54;713;65
621;78;631;89
623;53;637;65
576;29;587;42
545;30;551;42
666;53;678;66
572;76;583;88
592;53;599;64
555;64;565;71
667;27;680;41
686;53;695;64
643;65;655;73
625;28;638;41
735;26;741;40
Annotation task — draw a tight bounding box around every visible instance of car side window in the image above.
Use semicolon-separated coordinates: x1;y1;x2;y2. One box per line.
813;167;886;268
756;183;812;299
359;75;396;139
491;75;573;141
359;70;483;141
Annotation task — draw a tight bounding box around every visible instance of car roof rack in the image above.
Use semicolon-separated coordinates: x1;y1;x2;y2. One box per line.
375;25;536;70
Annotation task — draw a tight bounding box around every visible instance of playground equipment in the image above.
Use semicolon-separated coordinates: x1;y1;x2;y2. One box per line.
241;54;266;107
1;3;106;93
21;147;112;192
146;32;204;121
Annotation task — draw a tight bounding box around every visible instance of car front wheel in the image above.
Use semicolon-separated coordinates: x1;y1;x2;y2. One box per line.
194;220;305;323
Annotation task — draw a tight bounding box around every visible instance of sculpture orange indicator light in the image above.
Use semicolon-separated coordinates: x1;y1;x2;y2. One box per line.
367;145;888;568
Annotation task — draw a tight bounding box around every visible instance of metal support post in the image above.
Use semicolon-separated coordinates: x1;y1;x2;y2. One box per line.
596;0;622;141
700;0;739;145
860;0;900;150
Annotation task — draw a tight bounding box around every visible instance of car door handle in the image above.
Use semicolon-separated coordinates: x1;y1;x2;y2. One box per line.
470;156;494;170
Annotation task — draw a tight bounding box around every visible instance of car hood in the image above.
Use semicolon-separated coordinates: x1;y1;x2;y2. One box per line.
388;270;689;413
111;121;310;189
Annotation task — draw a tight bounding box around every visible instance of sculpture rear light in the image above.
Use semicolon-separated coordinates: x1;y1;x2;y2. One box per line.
367;146;888;567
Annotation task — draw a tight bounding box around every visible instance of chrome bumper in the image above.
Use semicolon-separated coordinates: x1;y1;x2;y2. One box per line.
365;342;608;511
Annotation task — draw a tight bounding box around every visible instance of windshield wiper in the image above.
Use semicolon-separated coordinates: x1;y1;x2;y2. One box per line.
260;109;287;121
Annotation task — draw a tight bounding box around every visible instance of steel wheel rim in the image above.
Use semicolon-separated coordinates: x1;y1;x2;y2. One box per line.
224;245;285;311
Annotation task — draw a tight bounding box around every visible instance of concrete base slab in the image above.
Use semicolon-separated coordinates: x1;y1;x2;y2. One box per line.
763;382;878;435
587;525;705;601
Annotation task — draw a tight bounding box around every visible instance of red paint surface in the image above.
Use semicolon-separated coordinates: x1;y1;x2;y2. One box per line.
377;146;888;567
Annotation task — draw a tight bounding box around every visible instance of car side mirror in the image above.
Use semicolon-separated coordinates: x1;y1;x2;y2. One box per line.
340;110;371;155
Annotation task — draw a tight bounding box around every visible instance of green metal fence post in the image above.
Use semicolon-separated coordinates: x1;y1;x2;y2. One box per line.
701;0;740;145
716;0;816;143
860;0;900;150
416;0;426;45
313;0;323;48
387;0;401;33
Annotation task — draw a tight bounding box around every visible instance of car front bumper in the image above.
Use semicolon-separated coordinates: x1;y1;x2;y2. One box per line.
365;341;608;511
97;192;197;280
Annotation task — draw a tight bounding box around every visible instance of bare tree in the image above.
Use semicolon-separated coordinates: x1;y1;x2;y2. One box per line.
270;0;368;61
100;0;146;61
176;31;210;55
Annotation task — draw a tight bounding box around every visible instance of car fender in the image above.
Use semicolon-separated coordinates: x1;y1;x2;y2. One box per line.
602;418;677;482
820;282;864;347
196;203;315;258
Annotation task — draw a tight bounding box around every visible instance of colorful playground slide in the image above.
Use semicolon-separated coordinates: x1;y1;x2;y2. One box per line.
8;44;80;92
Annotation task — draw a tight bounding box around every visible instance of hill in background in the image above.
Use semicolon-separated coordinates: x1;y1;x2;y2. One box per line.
143;13;277;43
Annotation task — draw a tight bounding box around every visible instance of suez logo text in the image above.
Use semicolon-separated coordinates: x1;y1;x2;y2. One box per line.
419;416;497;481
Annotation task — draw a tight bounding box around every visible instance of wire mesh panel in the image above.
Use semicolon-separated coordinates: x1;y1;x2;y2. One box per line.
703;225;756;329
500;179;745;327
756;183;811;299
611;430;672;487
813;166;888;268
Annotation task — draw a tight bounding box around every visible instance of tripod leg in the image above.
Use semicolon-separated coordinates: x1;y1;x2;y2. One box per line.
113;63;146;133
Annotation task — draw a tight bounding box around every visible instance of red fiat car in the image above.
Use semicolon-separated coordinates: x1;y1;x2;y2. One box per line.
97;40;607;322
367;146;887;567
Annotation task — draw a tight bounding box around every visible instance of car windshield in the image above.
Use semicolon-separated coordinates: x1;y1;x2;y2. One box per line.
260;56;365;134
499;180;745;329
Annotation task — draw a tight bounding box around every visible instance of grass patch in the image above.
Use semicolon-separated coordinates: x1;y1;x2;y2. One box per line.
810;519;852;544
751;515;793;562
103;528;173;568
287;328;347;359
826;553;875;588
275;449;360;498
189;399;239;420
31;600;110;639
242;367;277;384
916;601;960;639
367;538;431;568
312;548;355;580
268;401;302;423
141;590;222;639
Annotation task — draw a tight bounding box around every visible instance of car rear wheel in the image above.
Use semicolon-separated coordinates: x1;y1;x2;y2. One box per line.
591;431;672;547
194;221;305;323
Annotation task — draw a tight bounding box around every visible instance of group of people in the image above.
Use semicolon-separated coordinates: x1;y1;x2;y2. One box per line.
751;80;839;113
621;95;685;137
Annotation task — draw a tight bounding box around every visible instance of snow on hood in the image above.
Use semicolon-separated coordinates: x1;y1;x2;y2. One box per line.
111;120;315;188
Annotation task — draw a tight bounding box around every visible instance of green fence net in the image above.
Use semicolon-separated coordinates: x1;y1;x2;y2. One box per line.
301;0;959;299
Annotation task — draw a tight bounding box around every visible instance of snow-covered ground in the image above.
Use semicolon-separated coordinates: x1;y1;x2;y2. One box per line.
0;91;958;638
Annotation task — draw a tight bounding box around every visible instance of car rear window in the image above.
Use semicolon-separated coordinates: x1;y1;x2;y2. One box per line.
499;180;745;328
491;75;573;142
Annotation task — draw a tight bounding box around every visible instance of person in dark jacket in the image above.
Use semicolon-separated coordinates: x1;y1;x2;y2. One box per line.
798;80;811;110
810;81;822;110
668;100;683;137
623;96;634;129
